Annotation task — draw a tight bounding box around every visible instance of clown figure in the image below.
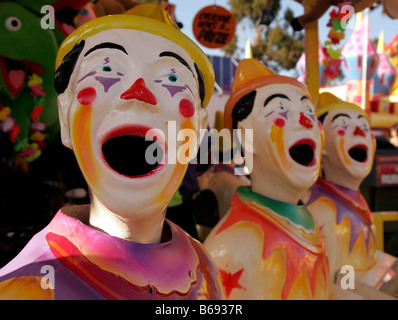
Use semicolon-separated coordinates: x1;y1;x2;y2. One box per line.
0;3;223;300
303;92;377;283
204;59;330;300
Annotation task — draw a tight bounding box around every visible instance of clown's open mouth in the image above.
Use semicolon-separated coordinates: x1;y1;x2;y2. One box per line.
0;56;43;97
288;139;316;167
102;126;164;178
348;144;368;163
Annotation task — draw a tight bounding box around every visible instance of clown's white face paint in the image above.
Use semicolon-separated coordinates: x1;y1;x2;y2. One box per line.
321;108;375;190
238;83;324;204
57;29;207;243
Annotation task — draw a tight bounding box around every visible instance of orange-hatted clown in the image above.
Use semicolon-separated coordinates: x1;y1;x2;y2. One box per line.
304;92;377;281
0;3;222;300
204;59;330;300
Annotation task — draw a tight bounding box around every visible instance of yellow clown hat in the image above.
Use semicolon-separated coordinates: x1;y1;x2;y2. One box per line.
55;3;215;107
315;92;370;121
224;58;310;131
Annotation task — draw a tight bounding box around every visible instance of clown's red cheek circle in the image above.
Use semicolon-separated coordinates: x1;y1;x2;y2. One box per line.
338;130;346;136
274;118;285;128
77;87;97;105
179;99;195;118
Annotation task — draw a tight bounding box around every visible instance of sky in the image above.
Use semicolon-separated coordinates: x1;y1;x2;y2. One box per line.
170;0;398;58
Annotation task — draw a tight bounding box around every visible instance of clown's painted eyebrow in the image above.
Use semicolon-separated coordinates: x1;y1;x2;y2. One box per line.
301;96;310;101
159;51;193;75
84;42;128;57
264;94;290;107
332;113;351;122
357;114;365;119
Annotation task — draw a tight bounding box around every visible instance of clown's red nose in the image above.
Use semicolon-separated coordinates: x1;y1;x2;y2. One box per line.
299;112;314;129
120;78;158;105
353;126;366;137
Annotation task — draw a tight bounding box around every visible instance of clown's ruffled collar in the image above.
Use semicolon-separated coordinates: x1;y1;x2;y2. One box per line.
236;186;316;233
46;206;202;297
312;177;373;224
217;187;325;256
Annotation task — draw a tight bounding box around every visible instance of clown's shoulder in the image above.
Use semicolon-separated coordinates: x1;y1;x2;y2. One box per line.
0;224;56;300
0;225;51;276
0;219;102;300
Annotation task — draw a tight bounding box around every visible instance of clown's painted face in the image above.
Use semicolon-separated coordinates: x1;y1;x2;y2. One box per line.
57;29;207;217
321;108;375;186
238;83;324;193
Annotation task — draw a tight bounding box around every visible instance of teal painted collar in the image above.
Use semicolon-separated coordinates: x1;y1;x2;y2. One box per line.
236;187;316;232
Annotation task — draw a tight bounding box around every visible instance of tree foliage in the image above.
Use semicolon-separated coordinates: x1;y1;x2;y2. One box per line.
225;0;304;72
229;0;281;22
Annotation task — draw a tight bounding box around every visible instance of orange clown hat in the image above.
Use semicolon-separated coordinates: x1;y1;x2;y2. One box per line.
224;59;311;131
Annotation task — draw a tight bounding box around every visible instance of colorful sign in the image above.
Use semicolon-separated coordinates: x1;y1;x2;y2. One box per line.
377;164;398;186
192;5;236;49
372;155;398;186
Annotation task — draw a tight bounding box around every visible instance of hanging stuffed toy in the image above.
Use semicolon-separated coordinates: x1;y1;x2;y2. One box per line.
291;0;377;31
93;0;139;17
322;2;352;80
382;0;398;19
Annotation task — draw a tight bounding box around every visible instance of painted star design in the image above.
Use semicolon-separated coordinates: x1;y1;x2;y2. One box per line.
219;268;245;299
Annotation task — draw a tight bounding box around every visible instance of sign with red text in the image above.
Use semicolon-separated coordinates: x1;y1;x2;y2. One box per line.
192;5;236;49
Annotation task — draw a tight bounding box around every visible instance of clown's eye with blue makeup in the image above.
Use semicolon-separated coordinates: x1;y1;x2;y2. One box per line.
360;121;369;130
156;72;184;85
167;74;178;83
103;66;112;72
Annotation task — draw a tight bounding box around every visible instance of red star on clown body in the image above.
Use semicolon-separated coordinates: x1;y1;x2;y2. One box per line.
219;268;245;299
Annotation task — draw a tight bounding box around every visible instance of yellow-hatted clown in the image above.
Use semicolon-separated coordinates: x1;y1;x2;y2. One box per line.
303;92;377;282
0;3;222;300
204;59;330;300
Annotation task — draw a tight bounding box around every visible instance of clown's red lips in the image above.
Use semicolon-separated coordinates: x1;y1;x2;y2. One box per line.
348;144;368;163
101;125;165;178
288;138;316;167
